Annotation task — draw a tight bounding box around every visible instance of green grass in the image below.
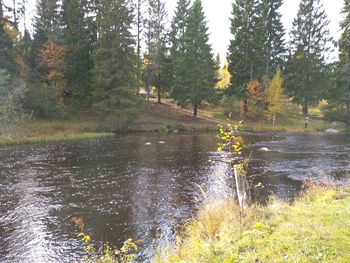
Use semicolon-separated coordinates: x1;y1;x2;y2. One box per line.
156;186;350;263
0;100;344;146
0;132;114;145
130;100;338;133
0;120;114;145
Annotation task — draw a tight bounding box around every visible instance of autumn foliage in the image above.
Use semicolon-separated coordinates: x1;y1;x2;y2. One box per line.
39;41;68;107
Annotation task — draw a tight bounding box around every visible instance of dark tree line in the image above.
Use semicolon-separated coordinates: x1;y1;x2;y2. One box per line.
0;0;349;123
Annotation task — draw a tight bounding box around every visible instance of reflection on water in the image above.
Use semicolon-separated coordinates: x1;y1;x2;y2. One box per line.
0;132;349;262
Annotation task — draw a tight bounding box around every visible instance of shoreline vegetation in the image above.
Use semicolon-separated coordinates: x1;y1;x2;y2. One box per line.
0;100;345;145
0;100;347;146
155;185;350;263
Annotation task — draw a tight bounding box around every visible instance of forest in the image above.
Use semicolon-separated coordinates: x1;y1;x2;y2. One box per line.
0;0;349;131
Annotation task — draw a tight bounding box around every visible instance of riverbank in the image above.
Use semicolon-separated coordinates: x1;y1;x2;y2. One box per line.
0;101;345;145
0;120;114;145
156;186;350;262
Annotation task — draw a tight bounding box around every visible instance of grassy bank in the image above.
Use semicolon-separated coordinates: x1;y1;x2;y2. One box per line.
0;120;114;145
0;100;344;146
156;186;350;262
128;99;343;133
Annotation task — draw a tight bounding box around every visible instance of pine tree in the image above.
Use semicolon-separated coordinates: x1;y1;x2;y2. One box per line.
260;0;285;77
145;0;168;103
92;0;137;119
286;0;332;117
172;0;217;118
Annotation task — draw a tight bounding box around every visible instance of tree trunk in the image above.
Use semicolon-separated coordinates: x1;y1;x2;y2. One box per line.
242;99;248;119
157;88;161;104
233;164;252;211
193;104;198;119
346;102;350;124
302;98;309;117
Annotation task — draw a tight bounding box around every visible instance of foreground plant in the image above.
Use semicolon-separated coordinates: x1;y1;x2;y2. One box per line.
156;186;350;263
74;231;137;263
216;117;252;209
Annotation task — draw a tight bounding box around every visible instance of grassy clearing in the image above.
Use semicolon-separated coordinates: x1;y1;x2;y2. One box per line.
136;99;339;133
127;100;218;132
155;186;350;263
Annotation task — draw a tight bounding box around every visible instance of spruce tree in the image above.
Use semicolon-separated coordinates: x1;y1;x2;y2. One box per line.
0;0;10;69
286;0;332;117
92;0;137;118
172;0;217;118
23;0;65;117
169;0;190;89
335;0;350;122
260;0;285;77
136;0;146;87
0;0;5;62
145;0;168;103
61;0;93;106
227;0;262;97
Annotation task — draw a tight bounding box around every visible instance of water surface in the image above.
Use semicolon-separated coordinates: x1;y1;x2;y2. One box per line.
0;132;349;262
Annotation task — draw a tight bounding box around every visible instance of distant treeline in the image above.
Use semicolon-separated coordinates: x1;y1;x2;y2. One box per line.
0;0;349;123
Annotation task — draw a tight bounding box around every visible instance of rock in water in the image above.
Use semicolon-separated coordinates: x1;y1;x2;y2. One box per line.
145;142;152;145
259;147;269;152
325;128;340;134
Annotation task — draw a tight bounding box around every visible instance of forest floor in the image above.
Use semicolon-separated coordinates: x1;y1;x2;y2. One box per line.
0;99;345;145
155;185;350;263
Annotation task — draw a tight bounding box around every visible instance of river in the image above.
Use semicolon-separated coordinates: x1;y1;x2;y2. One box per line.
0;132;349;262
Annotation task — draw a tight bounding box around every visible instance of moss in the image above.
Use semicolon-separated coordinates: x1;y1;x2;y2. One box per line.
156;187;350;263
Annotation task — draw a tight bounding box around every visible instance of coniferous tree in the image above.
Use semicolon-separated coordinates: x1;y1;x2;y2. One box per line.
334;0;350;122
227;0;262;98
172;0;217;118
23;0;66;117
286;0;332;117
92;0;137;119
62;0;93;106
260;0;285;77
169;0;190;90
136;0;146;87
145;0;168;103
0;0;11;69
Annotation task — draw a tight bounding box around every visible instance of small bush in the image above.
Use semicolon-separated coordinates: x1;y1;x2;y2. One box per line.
321;103;348;123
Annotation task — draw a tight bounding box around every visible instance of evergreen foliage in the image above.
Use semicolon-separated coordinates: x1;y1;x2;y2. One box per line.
62;0;93;106
227;0;262;98
92;0;137;118
169;0;190;90
172;0;217;118
333;0;350;123
145;0;168;103
285;0;332;117
260;0;286;77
